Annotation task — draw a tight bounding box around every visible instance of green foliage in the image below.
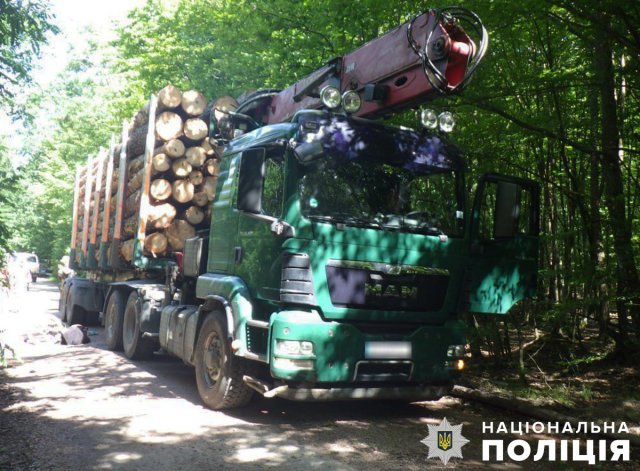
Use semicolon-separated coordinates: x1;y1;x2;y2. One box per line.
7;0;640;359
0;0;58;111
8;39;124;262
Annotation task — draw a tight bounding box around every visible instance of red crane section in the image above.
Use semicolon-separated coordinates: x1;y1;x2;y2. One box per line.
237;7;487;125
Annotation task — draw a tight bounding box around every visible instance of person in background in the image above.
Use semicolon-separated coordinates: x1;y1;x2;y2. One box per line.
57;255;75;290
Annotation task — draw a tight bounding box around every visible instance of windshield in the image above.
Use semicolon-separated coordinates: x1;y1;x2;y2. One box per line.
300;160;462;236
296;115;464;236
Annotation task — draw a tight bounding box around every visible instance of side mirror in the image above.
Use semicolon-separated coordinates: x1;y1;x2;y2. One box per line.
237;149;266;213
494;181;519;238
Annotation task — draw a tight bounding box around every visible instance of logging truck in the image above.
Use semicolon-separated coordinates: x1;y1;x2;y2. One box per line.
60;8;540;409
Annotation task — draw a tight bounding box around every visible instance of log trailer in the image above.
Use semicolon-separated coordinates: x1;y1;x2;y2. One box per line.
61;7;539;409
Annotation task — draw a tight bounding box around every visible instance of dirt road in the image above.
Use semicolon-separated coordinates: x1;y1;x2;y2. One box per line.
0;281;635;470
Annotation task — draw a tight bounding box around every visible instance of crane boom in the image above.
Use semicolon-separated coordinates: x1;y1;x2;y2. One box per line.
237;7;487;126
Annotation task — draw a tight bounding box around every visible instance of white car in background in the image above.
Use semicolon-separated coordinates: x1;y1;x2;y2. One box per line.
11;252;40;283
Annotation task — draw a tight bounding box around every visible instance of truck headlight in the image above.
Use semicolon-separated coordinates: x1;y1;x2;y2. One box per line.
320;86;341;109
341;90;361;113
438;111;455;132
421;109;438;129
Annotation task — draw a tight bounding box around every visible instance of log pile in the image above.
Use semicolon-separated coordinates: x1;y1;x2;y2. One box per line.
117;84;221;263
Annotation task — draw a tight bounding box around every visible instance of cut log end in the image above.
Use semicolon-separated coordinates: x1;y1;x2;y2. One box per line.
165;219;196;251
150;178;172;201
185;146;207;167
183;118;208;141
144;232;168;256
184;206;205;225
181;90;207;116
158;84;183;109
156;111;183;141
172;179;195;203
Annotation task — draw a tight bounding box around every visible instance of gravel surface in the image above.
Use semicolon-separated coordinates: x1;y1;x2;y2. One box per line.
0;281;636;470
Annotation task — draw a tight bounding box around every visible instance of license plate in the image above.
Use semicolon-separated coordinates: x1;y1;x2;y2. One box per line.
364;341;412;359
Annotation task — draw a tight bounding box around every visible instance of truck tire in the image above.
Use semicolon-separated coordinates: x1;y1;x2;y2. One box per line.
64;289;84;325
122;291;156;360
104;290;126;351
194;314;254;409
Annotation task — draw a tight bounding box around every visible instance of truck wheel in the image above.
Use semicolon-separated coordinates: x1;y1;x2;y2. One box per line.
31;274;37;283
64;289;84;325
104;291;126;351
122;291;156;360
194;314;254;410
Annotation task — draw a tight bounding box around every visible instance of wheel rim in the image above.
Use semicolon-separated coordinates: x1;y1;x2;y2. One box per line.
203;331;223;387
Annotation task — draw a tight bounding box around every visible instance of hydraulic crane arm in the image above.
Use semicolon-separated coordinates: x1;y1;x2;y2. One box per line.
236;7;487;125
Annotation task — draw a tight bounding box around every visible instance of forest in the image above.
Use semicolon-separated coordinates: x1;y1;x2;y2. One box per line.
1;0;640;382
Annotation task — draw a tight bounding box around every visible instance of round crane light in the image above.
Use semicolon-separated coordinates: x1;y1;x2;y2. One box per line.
342;90;362;113
438;111;455;133
320;86;341;109
420;109;438;129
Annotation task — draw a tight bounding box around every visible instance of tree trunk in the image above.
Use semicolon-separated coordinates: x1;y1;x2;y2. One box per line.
165;219;196;251
122;215;138;238
144;232;168;256
150;178;172;201
201;139;217;157
156;111;183;141
185;146;207;167
152;153;171;173
172;158;192;178
147;203;177;229
172;179;195;203
183;118;208;141
125;191;141;218
127;152;145;178
193;191;209;207
181;89;206;116
160;138;185;158
204;158;219;176
120;239;135;262
594;19;640;344
203;176;217;201
189;169;204;186
127;168;145;194
158;84;183;109
184;206;204;225
127;124;160;157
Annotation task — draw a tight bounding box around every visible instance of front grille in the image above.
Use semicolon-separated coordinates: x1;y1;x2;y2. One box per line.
354;361;413;382
325;263;449;311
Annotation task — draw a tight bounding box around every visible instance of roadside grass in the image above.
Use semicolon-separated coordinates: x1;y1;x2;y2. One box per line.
464;329;640;414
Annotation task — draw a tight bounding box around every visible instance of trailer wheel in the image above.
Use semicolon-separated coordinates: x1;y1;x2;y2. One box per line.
194;314;254;409
104;290;126;351
122;291;156;360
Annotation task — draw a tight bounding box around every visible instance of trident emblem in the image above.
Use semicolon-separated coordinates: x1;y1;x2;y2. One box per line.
438;431;452;451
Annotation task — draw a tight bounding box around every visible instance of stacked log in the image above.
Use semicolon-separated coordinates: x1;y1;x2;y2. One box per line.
117;84;221;263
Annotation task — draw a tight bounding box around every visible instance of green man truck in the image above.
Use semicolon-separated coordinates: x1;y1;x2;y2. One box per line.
60;8;539;409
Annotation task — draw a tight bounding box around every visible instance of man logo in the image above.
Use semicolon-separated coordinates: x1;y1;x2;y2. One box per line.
421;417;469;465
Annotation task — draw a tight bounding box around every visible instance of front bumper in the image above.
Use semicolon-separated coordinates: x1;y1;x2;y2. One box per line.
268;310;466;384
273;384;450;401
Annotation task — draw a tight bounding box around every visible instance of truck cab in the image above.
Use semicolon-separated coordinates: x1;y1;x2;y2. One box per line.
175;111;539;406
